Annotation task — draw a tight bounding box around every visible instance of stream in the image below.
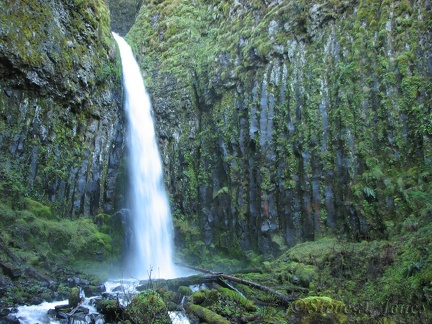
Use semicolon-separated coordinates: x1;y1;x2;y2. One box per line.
14;279;191;324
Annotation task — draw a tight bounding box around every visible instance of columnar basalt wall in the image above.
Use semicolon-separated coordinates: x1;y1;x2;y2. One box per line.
0;0;126;218
128;0;431;258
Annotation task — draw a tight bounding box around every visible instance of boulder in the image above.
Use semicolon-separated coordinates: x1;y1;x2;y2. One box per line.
0;263;22;279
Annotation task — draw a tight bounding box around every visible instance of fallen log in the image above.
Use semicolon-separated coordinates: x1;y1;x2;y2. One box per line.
68;298;87;316
175;263;296;306
136;274;218;292
214;273;295;305
185;302;230;324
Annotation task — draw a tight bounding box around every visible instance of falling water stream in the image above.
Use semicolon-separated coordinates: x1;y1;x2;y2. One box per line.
14;34;191;323
113;33;177;280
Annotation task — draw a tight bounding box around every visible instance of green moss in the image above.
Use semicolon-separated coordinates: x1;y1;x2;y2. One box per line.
0;194;119;277
95;298;124;323
218;287;256;312
186;302;230;324
0;202;16;226
191;290;207;305
126;290;170;324
0;166;25;204
22;198;52;219
69;287;81;307
96;299;121;313
241;231;432;321
177;286;192;296
190;287;258;321
94;213;111;232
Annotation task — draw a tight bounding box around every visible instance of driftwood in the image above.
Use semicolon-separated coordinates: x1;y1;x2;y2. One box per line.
68;297;86;315
174;264;296;306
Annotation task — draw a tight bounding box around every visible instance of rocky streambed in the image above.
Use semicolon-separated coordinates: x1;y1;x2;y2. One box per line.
0;267;105;324
2;275;191;324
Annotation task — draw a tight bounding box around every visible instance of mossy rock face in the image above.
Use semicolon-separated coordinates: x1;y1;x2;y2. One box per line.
106;0;143;36
125;290;170;324
0;0;125;219
0;203;16;227
127;0;432;263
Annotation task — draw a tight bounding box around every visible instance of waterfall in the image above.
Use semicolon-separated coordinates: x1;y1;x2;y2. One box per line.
113;33;176;279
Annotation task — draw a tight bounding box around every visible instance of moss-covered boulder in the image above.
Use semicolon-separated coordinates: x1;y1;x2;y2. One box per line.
125;290;170;324
68;287;81;308
96;299;124;322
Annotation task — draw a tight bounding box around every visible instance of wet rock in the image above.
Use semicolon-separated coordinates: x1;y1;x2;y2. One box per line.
54;304;70;312
83;284;106;297
111;285;123;292
47;309;56;318
0;315;20;324
0;307;11;323
0;276;12;294
0;263;22;279
67;276;77;286
29;296;44;306
95;298;123;322
67;277;87;287
56;311;68;320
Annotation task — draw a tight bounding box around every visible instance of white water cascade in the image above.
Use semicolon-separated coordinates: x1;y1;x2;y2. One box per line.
113;33;176;279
